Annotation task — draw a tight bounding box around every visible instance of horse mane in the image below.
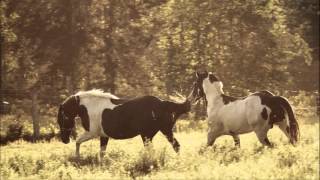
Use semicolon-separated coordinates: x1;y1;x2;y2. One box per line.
75;89;119;99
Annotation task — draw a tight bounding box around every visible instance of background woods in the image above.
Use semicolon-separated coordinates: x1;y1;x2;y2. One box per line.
0;0;319;123
0;1;319;179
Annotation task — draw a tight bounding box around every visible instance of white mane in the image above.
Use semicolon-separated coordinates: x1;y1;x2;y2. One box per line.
75;89;119;99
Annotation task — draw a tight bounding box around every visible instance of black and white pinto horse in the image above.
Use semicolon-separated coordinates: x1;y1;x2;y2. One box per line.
191;71;299;147
57;89;190;157
57;89;124;157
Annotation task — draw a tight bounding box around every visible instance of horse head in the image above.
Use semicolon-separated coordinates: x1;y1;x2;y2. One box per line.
57;95;80;144
170;92;191;115
189;71;208;103
190;71;223;104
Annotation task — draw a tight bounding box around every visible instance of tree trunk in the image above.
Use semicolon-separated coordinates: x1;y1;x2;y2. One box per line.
32;90;40;141
66;76;73;94
165;36;175;97
103;1;117;94
0;33;3;113
195;15;203;69
64;0;75;94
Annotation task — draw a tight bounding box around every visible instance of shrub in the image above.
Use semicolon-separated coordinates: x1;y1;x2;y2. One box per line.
0;131;8;145
125;146;168;178
6;123;23;142
277;151;298;168
0;122;59;145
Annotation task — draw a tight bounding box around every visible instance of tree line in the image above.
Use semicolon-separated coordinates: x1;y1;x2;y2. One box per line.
1;0;319;114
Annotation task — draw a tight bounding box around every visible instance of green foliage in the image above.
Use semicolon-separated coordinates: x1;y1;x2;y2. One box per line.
6;123;23;141
0;122;318;179
0;5;318;179
0;121;58;145
125;145;160;178
1;0;318;112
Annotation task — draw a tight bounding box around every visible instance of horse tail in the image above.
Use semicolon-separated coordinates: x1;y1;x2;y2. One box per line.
273;96;300;144
57;105;63;124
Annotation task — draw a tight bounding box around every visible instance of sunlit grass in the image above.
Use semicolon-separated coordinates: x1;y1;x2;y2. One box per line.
0;122;318;179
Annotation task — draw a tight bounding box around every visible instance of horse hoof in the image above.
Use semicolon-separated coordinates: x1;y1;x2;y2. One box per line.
198;145;208;154
100;152;105;159
268;144;275;148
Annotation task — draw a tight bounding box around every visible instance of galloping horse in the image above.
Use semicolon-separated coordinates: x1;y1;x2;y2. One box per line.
191;71;299;147
57;89;126;157
58;89;190;157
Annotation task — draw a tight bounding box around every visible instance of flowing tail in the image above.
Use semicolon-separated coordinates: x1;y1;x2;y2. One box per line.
273;96;300;144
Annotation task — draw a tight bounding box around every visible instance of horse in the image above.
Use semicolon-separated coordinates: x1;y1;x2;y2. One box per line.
57;89;127;157
190;71;299;147
57;89;191;157
100;95;191;153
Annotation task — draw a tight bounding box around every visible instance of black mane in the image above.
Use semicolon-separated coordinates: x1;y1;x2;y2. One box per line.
221;90;275;105
221;94;241;105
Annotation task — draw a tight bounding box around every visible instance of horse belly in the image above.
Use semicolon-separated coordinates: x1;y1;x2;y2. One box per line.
107;130;139;139
217;103;253;134
244;96;267;126
102;116;140;139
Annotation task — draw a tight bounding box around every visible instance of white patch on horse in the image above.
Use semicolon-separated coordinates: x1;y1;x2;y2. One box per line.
76;89;119;100
76;89;120;138
152;110;156;120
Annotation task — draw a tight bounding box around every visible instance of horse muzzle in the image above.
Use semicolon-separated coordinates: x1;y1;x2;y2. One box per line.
61;137;70;144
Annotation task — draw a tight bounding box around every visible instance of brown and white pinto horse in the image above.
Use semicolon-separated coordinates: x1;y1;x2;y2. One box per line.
190;71;299;147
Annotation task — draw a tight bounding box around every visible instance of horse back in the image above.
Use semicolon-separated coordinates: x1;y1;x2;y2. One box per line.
101;96;164;139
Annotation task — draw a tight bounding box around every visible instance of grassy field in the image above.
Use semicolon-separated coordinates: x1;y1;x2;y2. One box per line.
0;120;319;180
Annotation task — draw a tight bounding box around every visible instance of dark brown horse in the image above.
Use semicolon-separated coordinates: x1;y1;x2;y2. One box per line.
101;96;191;153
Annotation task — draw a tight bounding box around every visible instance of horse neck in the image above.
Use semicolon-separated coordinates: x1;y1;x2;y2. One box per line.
206;93;224;110
167;101;189;114
204;83;225;110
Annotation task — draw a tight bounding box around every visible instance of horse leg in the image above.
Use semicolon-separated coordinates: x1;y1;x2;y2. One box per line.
76;132;96;157
161;130;180;153
207;130;219;146
254;128;273;147
141;135;153;147
100;137;109;158
207;123;223;147
231;134;240;147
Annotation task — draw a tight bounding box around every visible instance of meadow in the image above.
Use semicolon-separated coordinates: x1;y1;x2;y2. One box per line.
0;119;319;180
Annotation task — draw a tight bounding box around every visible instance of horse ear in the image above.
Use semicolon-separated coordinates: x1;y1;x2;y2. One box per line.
196;71;201;78
203;71;208;77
